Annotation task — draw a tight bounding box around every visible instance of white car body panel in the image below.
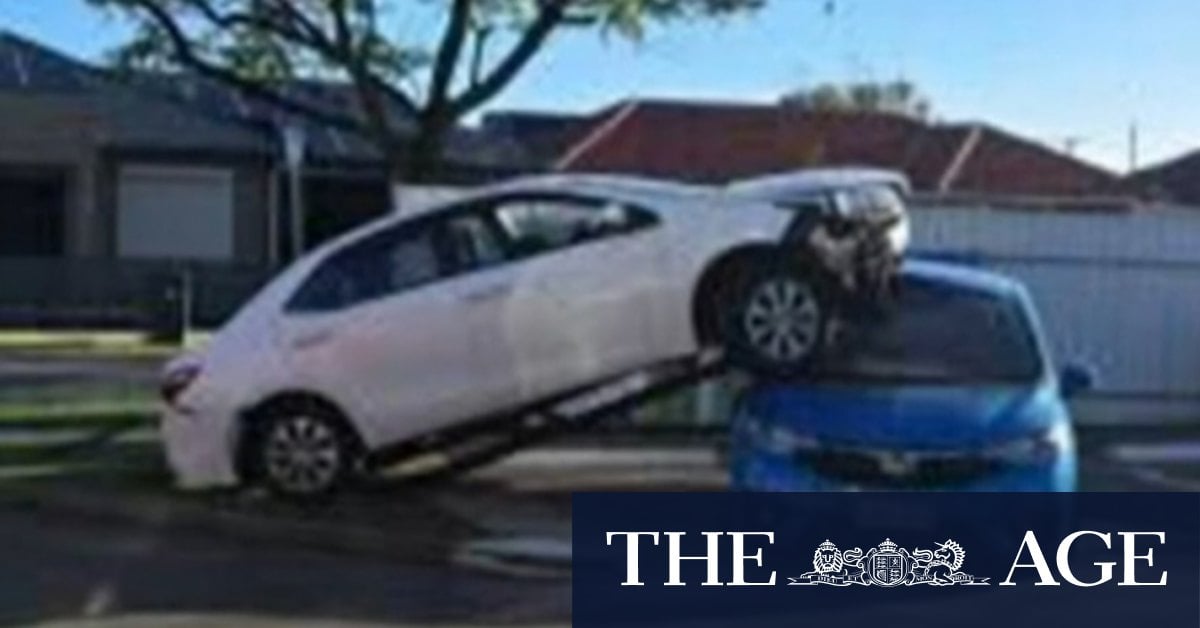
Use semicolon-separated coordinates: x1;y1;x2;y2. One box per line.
160;170;910;489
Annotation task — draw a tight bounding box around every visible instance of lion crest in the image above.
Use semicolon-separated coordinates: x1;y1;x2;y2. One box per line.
812;540;844;574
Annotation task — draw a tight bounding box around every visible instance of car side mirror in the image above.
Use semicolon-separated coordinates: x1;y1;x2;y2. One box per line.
1059;363;1095;399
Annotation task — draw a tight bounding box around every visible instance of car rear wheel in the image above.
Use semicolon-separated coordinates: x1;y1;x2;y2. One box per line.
247;404;359;499
722;265;831;376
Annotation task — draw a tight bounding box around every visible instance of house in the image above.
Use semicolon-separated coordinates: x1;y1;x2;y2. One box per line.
1127;150;1200;208
485;99;1125;204
0;31;506;326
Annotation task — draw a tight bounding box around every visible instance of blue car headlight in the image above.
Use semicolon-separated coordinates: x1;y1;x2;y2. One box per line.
987;421;1072;466
742;419;819;457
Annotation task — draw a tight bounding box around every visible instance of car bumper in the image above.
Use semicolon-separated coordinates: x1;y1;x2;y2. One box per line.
783;216;906;302
729;449;1077;492
160;404;240;490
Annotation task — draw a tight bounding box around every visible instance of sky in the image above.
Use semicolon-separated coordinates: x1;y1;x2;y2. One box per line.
1;0;1197;173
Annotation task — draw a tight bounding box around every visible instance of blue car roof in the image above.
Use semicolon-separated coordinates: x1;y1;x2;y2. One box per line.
900;259;1026;299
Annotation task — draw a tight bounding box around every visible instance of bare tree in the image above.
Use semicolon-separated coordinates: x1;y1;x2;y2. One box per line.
90;0;764;181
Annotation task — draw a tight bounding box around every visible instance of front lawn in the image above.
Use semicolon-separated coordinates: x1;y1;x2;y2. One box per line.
0;329;210;359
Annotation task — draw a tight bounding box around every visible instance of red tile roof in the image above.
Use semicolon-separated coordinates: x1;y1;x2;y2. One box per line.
1127;149;1200;207
553;99;1121;198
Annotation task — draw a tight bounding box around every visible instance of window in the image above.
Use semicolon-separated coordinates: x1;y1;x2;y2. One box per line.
491;195;655;257
831;185;906;222
288;222;444;312
441;213;507;273
814;280;1042;384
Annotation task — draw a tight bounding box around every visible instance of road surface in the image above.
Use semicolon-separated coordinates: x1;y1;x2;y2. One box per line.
0;504;570;627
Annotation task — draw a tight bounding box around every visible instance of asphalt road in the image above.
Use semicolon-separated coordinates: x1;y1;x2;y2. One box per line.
0;504;570;627
3;352;1199;626
0;434;1196;627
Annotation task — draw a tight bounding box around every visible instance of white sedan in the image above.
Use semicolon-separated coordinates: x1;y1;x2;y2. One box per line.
160;169;910;496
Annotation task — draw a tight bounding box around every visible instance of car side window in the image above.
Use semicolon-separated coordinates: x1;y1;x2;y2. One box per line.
440;212;508;274
832;185;905;219
287;222;445;313
491;195;656;258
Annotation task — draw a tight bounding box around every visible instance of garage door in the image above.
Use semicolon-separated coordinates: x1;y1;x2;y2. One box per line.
117;166;234;260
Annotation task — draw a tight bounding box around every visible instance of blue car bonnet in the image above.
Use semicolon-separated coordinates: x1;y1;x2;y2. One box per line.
745;381;1061;451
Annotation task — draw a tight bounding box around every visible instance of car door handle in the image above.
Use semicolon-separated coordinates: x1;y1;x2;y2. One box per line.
462;284;511;303
291;328;335;350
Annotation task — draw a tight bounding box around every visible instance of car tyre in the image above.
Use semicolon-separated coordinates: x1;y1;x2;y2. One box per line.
721;264;832;377
246;401;360;500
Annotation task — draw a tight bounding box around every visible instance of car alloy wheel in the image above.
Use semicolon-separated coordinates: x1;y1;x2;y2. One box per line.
263;414;343;496
741;276;822;364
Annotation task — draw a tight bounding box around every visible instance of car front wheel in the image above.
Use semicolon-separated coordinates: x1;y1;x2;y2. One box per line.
722;266;831;376
247;404;359;499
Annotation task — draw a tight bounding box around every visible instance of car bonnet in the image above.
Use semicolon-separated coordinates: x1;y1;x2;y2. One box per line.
742;382;1063;451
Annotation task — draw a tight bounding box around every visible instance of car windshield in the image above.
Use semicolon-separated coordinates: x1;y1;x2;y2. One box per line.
813;278;1043;385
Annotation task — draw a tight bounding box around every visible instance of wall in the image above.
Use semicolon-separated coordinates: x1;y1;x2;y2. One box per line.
911;203;1200;425
393;184;465;213
0;93;101;257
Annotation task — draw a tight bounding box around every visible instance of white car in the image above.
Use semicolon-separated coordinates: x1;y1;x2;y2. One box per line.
160;169;910;496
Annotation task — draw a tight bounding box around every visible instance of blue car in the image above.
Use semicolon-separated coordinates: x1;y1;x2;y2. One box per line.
729;260;1092;492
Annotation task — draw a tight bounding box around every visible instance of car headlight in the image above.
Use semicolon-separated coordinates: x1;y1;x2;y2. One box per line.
743;420;820;456
988;422;1071;466
887;214;910;253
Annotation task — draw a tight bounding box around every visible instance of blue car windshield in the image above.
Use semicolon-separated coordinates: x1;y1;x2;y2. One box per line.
815;281;1043;385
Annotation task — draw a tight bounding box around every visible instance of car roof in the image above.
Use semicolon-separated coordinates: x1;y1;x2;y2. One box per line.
392;173;712;220
901;259;1026;299
725;168;912;199
481;173;711;200
467;168;910;206
399;168;911;219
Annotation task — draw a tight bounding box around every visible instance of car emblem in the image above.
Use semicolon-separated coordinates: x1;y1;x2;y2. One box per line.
875;451;918;477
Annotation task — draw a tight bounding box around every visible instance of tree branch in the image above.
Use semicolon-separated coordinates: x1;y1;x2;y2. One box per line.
426;0;473;114
450;0;568;117
123;0;367;133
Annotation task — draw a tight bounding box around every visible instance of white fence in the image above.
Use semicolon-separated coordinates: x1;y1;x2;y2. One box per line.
912;204;1200;424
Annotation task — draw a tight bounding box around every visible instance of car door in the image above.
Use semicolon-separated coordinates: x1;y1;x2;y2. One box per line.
482;193;665;402
277;211;517;446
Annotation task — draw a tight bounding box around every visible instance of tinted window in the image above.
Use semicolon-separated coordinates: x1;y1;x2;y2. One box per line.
491;196;655;257
287;223;444;312
832;184;906;220
815;280;1042;384
441;213;507;273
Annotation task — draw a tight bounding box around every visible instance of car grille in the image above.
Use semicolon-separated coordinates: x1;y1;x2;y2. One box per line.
798;448;997;489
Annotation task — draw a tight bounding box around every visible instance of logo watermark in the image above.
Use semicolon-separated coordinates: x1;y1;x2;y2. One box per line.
789;538;989;587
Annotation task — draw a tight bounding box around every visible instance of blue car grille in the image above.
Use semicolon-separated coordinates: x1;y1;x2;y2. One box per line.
799;448;997;489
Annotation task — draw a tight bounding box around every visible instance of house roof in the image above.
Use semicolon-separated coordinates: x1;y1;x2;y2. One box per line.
1127;149;1200;207
477;109;610;173
0;31;95;93
0;31;508;173
0;31;272;156
123;73;386;164
547;99;1122;199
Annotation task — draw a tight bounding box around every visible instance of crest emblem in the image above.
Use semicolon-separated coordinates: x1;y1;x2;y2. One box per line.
789;538;989;587
868;539;908;586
